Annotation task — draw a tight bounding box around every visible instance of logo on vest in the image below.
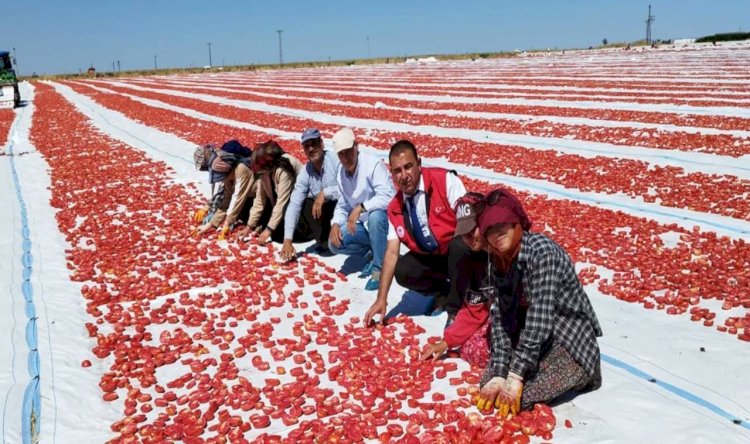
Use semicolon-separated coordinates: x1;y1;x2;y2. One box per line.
456;203;472;219
435;205;444;213
396;226;405;238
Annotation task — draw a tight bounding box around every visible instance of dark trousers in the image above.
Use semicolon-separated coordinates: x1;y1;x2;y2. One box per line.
237;198;306;244
394;237;486;316
297;198;337;245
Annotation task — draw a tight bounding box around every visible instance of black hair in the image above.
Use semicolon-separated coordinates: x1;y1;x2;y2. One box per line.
389;139;418;161
258;140;296;177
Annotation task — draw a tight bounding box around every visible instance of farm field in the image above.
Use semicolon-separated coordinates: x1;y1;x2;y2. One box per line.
1;42;750;443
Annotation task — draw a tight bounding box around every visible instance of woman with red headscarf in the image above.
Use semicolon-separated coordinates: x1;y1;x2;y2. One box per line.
474;188;602;416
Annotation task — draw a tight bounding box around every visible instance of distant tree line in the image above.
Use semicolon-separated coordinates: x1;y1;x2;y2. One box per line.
695;32;750;43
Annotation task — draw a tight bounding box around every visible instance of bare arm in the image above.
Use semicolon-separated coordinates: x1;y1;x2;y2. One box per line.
364;238;400;325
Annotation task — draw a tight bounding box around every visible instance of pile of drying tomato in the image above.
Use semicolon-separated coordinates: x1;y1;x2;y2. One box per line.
32;82;568;442
0;109;14;146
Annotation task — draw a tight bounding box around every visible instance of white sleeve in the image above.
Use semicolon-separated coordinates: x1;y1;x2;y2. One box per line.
387;218;398;241
446;173;468;209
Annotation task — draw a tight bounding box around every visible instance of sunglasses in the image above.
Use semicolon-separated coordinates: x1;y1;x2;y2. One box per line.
302;138;321;149
471;189;504;215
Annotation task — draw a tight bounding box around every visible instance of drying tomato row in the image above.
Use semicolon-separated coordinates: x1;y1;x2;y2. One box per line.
67;80;750;222
111;79;750;157
145;76;750;131
0;109;13;146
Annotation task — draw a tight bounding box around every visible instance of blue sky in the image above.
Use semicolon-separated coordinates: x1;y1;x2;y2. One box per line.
2;0;748;75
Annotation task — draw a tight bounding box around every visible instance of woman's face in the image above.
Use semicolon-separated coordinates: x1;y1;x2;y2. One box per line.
252;154;272;172
461;227;486;252
485;223;515;254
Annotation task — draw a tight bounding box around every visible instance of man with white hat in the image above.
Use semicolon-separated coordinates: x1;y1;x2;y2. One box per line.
328;128;396;290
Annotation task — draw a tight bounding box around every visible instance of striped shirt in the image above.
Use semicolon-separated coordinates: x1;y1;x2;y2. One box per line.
484;232;603;382
283;151;341;240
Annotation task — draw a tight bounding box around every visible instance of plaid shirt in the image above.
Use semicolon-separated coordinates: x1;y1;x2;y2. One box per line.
483;232;603;383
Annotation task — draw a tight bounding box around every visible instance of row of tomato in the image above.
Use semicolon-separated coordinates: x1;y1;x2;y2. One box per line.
112;79;750;158
140;76;750;132
55;80;750;344
0;109;13;146
237;68;750;98
32;82;557;443
69;80;750;223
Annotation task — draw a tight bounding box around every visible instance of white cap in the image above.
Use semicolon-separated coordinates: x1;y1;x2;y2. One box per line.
332;128;356;153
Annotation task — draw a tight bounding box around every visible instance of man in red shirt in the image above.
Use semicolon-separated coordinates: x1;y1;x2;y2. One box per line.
364;140;485;326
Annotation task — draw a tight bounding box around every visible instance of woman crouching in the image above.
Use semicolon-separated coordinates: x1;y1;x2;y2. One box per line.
476;188;602;416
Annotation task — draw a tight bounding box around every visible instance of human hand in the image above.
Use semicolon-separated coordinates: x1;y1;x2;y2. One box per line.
420;340;449;361
193;208;208;223
312;192;325;219
329;224;343;249
363;299;387;327
498;373;524;417
280;240;297;262
236;225;252;242
476;377;507;411
347;205;363;235
258;229;272;244
217;224;230;240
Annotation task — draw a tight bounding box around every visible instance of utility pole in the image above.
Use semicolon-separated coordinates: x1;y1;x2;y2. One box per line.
645;5;655;44
117;60;120;72
153;55;158;70
207;42;213;67
113;61;116;73
366;36;370;58
276;30;283;66
12;47;18;76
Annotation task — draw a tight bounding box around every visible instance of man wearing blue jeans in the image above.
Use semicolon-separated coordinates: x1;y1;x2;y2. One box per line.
328;128;395;290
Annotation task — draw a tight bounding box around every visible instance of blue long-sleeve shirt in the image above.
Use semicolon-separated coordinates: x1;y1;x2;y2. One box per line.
331;152;395;227
283;150;342;240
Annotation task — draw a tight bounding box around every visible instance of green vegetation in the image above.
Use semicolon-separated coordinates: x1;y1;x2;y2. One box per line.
695;32;750;43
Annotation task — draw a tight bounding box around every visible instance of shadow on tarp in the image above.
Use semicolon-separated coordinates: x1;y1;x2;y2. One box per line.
338;254;370;276
385;290;435;320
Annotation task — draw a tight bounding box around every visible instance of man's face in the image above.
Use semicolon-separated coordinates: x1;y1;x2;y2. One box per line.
302;138;324;163
389;150;421;195
338;144;359;174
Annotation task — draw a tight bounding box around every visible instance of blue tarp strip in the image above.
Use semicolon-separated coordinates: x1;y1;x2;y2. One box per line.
8;120;41;443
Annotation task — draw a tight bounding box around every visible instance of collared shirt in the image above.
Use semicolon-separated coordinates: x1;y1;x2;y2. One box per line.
484;232;603;382
387;173;466;241
283;151;341;239
331;152;395;227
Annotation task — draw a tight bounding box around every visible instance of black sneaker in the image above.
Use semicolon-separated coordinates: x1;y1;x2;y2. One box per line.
311;241;332;256
444;312;457;329
432;292;448;312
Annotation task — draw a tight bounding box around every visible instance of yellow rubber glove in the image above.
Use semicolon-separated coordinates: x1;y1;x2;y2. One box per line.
502;373;524;416
218;225;230;240
476;377;506;411
193;208;208;223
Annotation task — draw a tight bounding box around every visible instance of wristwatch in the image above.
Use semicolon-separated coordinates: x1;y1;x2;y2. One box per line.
360;203;366;212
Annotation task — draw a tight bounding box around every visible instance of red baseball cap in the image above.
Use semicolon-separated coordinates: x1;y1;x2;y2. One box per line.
477;188;532;235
